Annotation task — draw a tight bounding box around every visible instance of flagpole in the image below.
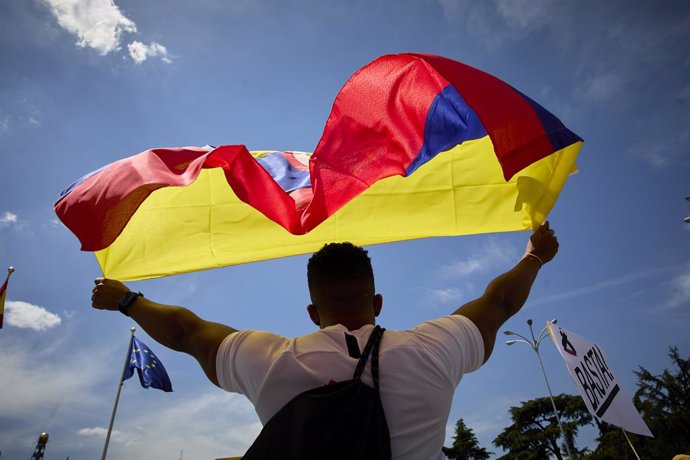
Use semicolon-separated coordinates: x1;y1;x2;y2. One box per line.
101;327;135;460
620;429;641;460
4;266;13;285
504;319;576;460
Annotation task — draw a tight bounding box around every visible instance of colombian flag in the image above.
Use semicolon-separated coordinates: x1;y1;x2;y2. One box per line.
0;268;12;328
55;53;582;281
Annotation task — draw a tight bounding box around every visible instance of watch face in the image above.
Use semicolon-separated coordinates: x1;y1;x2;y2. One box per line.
119;292;133;307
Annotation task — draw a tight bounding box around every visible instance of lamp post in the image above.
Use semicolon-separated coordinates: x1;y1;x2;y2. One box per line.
685;196;690;223
504;319;575;459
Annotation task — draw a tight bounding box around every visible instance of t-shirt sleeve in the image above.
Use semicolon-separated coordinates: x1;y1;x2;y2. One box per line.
216;330;289;402
407;315;485;386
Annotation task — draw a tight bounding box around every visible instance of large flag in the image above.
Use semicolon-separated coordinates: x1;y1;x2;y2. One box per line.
0;267;14;329
546;321;652;436
54;53;582;281
124;336;173;392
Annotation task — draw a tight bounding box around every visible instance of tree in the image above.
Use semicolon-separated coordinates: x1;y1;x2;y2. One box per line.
587;347;690;459
443;418;491;460
493;394;593;460
585;421;637;460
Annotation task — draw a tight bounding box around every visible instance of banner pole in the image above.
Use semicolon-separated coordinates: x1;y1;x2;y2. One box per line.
506;320;576;459
621;429;641;460
101;327;135;460
535;345;576;459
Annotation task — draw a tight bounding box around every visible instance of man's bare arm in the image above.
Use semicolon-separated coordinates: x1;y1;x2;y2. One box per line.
92;278;236;387
454;222;559;363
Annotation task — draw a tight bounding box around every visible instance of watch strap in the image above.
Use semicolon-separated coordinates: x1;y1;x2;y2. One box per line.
118;291;143;316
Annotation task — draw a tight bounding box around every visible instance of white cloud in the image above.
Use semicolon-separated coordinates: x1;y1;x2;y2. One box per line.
421;287;464;305
494;0;554;32
527;265;678;308
83;391;262;458
629;126;690;170
78;426;120;438
43;0;137;55
127;40;171;64
0;341;112;418
43;0;172;63
0;211;19;228
0;105;42;135
440;238;517;278
438;0;556;47
577;72;623;104
5;300;62;331
659;266;690;310
0;113;9;134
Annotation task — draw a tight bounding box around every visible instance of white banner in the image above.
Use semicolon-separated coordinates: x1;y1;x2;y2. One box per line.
546;321;653;437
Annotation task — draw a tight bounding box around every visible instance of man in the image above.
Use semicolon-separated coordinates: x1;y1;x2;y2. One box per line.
92;222;559;459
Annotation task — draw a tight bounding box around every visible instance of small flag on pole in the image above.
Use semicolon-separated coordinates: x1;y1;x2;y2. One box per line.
124;336;173;392
0;267;14;329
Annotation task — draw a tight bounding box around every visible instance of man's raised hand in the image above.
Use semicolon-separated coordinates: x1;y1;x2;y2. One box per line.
526;221;559;265
92;278;130;311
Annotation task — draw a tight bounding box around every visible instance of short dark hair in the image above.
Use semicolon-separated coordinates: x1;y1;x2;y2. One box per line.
307;242;374;301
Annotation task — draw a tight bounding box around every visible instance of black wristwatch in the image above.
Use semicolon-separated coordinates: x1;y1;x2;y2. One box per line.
118;291;143;316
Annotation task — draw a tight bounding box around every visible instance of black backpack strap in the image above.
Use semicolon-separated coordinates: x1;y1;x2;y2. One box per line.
345;333;362;358
352;325;385;390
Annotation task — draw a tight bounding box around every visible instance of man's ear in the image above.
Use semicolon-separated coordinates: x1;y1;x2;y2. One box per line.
307;304;321;327
373;294;383;317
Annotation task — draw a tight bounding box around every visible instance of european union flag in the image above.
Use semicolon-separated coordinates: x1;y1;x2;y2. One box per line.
124;336;173;392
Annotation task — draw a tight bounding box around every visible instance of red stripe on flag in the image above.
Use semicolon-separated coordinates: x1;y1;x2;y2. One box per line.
412;53;554;180
302;54;450;229
55;146;302;251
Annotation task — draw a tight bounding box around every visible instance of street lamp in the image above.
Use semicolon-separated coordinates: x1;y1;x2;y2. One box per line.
685;196;690;223
504;319;575;459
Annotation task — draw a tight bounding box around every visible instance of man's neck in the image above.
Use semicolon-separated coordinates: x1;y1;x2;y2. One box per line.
321;316;374;331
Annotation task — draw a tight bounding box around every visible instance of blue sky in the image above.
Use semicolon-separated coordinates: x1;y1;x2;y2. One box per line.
1;0;689;458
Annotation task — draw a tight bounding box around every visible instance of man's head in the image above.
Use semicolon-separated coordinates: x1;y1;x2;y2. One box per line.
306;242;382;329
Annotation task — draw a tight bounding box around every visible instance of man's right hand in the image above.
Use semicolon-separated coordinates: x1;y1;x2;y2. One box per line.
92;278;130;311
525;221;559;265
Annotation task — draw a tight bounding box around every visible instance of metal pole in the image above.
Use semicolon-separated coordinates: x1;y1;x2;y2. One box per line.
535;346;575;459
101;327;135;460
505;319;575;460
621;429;642;460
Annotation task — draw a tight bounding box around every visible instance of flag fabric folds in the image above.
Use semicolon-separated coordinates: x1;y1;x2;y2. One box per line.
54;53;582;281
124;336;173;392
0;268;13;329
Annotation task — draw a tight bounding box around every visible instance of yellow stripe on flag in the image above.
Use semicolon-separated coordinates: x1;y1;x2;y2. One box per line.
96;137;581;280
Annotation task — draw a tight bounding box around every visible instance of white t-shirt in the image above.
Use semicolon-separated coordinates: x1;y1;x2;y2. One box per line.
216;314;484;460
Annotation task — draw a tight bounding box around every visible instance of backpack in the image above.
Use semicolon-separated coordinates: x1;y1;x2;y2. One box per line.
242;325;391;460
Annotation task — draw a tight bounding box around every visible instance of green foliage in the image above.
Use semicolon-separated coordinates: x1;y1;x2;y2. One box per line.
492;394;593;460
586;347;690;459
584;421;637;460
443;418;492;460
